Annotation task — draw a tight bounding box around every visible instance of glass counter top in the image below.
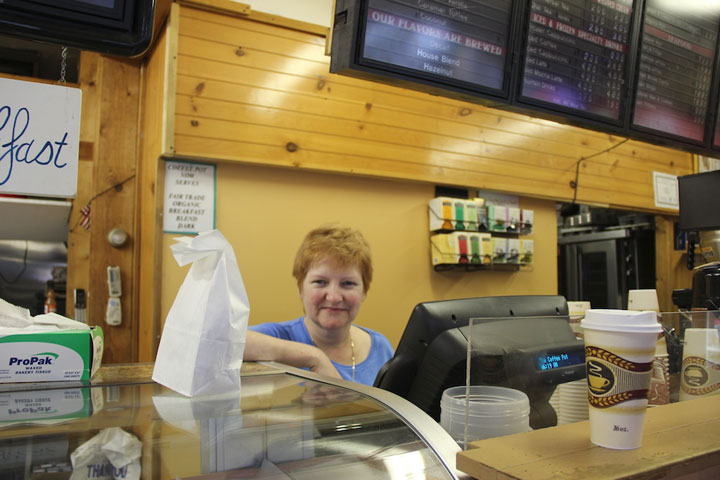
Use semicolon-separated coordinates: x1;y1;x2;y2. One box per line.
0;362;465;480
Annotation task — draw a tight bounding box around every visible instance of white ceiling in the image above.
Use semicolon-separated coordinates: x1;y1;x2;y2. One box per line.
241;0;334;27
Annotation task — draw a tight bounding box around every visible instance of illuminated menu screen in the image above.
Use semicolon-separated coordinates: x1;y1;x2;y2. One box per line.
361;0;513;92
633;1;720;142
520;0;633;121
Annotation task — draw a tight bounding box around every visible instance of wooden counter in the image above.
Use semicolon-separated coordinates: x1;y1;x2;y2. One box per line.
457;395;720;480
90;361;283;384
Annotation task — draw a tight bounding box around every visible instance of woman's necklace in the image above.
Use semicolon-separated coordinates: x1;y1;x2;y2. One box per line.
350;336;356;381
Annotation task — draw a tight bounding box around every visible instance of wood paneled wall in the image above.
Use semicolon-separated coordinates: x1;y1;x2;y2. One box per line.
129;0;699;361
170;3;693;212
655;216;694;312
67;53;140;364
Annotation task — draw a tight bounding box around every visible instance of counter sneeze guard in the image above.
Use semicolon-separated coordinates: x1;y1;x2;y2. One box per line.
0;361;471;479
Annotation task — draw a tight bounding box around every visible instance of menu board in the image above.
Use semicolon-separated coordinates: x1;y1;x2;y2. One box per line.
632;1;720;142
519;0;634;121
361;0;513;92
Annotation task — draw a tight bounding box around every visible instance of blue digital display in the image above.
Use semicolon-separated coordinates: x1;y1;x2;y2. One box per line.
536;351;584;371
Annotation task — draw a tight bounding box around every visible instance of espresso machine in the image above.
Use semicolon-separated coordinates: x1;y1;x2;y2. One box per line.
668;171;720;373
673;170;720;311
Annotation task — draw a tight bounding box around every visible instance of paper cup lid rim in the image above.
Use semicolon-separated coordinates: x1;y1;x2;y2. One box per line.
580;309;661;333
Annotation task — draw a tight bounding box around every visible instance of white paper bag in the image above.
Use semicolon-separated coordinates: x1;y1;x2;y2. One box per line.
152;230;250;396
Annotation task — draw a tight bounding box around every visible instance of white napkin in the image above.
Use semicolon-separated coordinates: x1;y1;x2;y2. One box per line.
0;298;89;334
70;427;141;480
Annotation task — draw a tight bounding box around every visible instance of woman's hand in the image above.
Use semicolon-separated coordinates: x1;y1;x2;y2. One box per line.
305;349;342;380
244;330;342;379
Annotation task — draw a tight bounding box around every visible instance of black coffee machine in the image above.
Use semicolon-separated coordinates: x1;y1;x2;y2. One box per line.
672;170;720;311
690;261;720;310
670;171;720;372
673;260;720;311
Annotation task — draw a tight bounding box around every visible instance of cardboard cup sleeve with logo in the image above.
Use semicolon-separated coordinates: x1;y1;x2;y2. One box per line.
580;309;662;450
70;427;141;480
626;290;669;405
679;328;720;401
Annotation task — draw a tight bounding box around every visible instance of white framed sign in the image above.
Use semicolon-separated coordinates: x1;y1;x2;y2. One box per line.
163;160;216;234
0;77;81;197
653;171;679;210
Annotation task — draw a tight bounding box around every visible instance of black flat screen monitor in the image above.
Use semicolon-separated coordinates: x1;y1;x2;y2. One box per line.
517;0;635;124
631;0;720;145
678;169;720;232
331;0;517;103
0;0;155;57
374;295;585;429
330;0;720;156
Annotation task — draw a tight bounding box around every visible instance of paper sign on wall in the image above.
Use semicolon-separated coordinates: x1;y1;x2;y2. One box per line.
163;160;216;234
653;171;679;210
0;77;81;197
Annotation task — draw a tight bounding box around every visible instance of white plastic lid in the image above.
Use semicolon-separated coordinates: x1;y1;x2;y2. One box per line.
580;309;661;333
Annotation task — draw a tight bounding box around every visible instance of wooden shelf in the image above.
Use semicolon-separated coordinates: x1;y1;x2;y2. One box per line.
433;263;530;272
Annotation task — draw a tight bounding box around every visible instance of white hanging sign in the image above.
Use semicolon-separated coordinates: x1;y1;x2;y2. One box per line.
163;160;216;234
0;77;81;197
653;171;679;210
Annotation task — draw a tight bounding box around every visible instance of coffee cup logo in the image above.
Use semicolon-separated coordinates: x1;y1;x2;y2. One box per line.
683;365;708;387
585;346;654;408
587;360;614;395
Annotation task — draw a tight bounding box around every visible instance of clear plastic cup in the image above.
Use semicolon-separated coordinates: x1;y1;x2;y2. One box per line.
440;385;529;446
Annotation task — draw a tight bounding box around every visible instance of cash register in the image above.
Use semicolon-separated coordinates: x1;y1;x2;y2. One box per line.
374;295;585;429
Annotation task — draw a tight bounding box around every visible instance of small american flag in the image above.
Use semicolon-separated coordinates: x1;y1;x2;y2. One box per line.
79;204;91;230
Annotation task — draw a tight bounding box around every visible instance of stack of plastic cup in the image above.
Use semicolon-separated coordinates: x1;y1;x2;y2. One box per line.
549;385;560;418
556;379;589;425
440;385;530;447
679;328;720;401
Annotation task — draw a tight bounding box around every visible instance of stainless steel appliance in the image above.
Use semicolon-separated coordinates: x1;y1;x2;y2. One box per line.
558;227;656;309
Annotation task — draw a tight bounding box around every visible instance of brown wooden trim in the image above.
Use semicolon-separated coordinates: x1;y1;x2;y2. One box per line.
178;0;250;16
163;3;179;156
78;141;95;161
136;5;178;363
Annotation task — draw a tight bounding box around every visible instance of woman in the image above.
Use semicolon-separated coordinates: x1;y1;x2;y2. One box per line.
244;224;394;385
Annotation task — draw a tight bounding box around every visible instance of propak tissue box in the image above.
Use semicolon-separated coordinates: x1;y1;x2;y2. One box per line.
0;386;104;423
0;327;103;383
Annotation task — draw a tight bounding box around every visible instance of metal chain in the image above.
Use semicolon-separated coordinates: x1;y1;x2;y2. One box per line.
59;46;67;84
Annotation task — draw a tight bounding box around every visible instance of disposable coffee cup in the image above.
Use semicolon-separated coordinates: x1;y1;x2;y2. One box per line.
627;289;659;312
626;291;669;406
679;328;720;401
581;309;661;449
567;301;591;339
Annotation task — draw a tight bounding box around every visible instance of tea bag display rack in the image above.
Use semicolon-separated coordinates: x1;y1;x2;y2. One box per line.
430;244;531;272
429;196;534;272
